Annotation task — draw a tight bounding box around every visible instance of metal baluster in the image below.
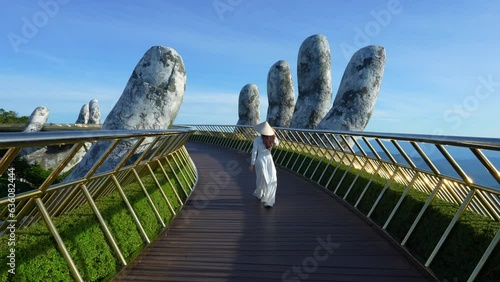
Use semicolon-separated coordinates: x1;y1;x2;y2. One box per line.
468;228;500;281
402;179;443;245
425;189;475;267
111;175;150;244
145;164;176;216
35;198;83;282
383;172;419;229
80;184;127;266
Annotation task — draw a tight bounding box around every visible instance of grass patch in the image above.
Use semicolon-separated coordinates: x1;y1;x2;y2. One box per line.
226;141;500;282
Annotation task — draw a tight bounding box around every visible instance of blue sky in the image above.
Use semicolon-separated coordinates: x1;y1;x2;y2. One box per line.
2;0;500;137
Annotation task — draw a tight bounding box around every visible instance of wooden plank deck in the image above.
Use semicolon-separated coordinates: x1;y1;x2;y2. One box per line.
114;142;436;282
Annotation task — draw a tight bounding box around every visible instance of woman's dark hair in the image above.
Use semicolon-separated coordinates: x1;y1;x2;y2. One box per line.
262;135;275;150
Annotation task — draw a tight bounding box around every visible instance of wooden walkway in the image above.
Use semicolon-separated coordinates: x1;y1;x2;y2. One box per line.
114;142;436;282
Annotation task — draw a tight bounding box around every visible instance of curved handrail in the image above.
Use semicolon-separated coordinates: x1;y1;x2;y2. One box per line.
0;127;197;281
188;124;500;282
186;124;500;150
0;128;193;147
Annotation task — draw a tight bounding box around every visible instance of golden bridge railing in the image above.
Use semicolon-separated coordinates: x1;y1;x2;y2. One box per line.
0;128;197;281
188;124;500;282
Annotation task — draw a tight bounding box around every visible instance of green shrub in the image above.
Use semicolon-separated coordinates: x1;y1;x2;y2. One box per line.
269;146;500;282
0;157;72;198
0;162;193;281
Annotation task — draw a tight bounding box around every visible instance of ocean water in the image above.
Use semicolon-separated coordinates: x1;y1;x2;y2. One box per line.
343;137;500;189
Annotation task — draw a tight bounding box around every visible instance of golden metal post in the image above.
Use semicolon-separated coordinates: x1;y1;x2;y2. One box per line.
177;148;196;185
334;155;358;194
425;189;475;267
383;172;419;230
157;159;184;204
367;167;400;218
402;179;443;246
354;162;384;208
146;164;176;216
39;143;85;193
131;169;166;227
80;184;127;265
165;156;189;194
0;147;21;175
468;228;500;281
111;175;150;244
476;190;500;220
35;198;83;282
343;156;372;200
171;151;191;189
113;137;147;170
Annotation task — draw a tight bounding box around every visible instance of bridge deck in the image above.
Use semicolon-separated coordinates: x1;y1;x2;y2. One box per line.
114;142;435;282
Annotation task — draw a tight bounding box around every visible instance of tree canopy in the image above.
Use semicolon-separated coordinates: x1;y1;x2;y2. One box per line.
0;108;29;123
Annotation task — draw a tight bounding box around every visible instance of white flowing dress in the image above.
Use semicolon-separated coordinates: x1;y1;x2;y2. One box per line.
251;136;279;207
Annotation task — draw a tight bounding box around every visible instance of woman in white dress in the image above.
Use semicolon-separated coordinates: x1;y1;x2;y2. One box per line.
249;121;279;207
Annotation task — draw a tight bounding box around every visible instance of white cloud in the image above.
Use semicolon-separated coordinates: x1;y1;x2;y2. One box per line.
0;73;121;122
18;49;65;65
2;0;500;138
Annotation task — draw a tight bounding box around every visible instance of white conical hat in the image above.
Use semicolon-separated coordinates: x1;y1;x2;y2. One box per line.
253;121;274;135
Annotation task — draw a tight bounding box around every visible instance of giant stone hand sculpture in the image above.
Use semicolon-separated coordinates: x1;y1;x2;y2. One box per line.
317;45;386;132
237;83;260;126
66;46;187;181
266;60;295;128
290;34;332;129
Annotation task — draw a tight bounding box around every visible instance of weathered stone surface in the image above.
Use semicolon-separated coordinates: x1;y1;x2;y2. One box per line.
76;103;89;124
21;144;89;173
266;60;295;127
66;46;187;181
19;106;50;157
88;99;101;124
20;106;88;168
103;46;186;130
236;83;260;126
290;34;332;129
317;45;385;132
23;106;49;132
